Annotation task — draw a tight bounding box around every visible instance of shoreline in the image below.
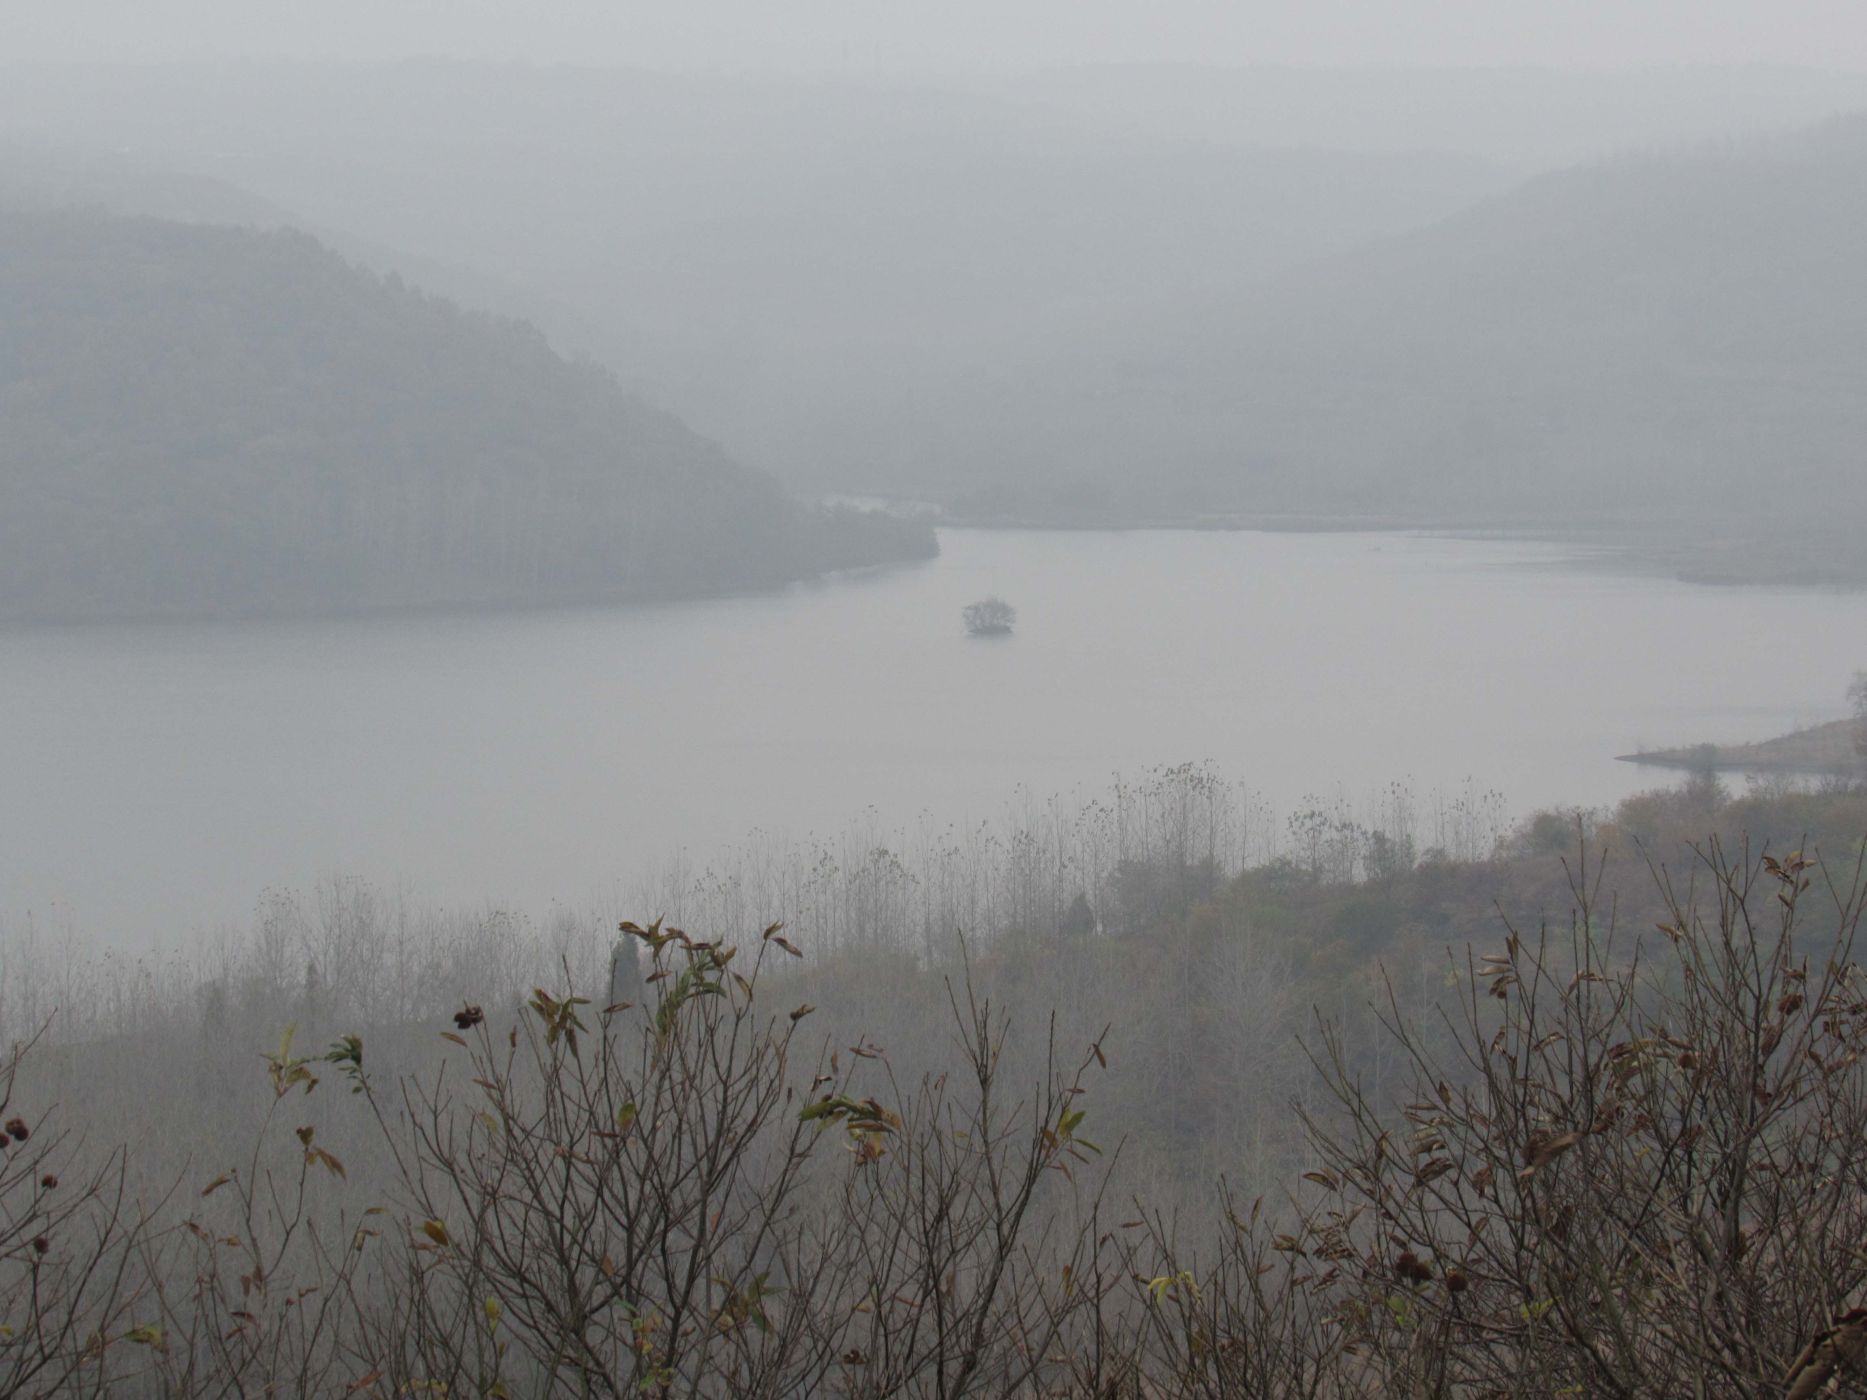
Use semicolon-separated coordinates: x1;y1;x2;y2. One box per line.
10;509;1864;630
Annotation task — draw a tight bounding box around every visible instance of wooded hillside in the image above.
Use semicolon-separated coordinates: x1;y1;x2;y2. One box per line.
0;209;933;620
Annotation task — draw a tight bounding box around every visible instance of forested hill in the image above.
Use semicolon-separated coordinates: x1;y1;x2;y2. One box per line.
1168;113;1867;523
0;209;934;621
0;63;1515;496
934;113;1867;545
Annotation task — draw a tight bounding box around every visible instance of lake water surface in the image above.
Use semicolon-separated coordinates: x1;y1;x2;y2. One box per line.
5;529;1860;948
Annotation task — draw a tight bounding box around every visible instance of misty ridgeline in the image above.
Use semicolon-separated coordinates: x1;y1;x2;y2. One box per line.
7;43;1867;1400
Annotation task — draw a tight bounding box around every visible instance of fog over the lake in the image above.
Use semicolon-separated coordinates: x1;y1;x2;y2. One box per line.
9;6;1867;1393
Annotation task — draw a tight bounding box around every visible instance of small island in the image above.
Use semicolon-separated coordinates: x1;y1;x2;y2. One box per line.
1618;719;1865;779
963;596;1016;637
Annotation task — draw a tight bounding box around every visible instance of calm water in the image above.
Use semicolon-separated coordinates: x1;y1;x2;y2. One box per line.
4;529;1859;947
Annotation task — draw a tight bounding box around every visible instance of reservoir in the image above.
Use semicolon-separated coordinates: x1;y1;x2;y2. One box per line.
3;528;1858;949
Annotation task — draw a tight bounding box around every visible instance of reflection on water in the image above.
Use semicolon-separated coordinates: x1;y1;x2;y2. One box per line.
2;529;1857;947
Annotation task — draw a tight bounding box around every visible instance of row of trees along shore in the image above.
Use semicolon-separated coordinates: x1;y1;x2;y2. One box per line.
4;768;1867;1392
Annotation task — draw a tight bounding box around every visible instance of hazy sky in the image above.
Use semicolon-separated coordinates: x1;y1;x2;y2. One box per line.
12;0;1867;72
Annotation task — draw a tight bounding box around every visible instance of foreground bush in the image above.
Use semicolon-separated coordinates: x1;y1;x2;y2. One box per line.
4;839;1867;1395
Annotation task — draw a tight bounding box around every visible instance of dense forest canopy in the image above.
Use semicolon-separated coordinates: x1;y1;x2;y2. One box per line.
0;208;933;620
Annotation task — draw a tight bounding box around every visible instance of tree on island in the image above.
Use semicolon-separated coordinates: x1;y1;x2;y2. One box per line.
963;596;1016;635
1852;671;1867;762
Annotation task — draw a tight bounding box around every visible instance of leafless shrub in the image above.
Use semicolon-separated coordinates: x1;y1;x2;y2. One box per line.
321;923;1120;1397
0;1028;149;1397
1266;836;1867;1395
11;822;1867;1396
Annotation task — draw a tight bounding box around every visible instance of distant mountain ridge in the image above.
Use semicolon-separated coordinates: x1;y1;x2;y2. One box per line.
0;208;934;621
977;63;1867;166
925;109;1867;549
5;64;1861;558
1202;111;1867;519
0;62;1518;488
